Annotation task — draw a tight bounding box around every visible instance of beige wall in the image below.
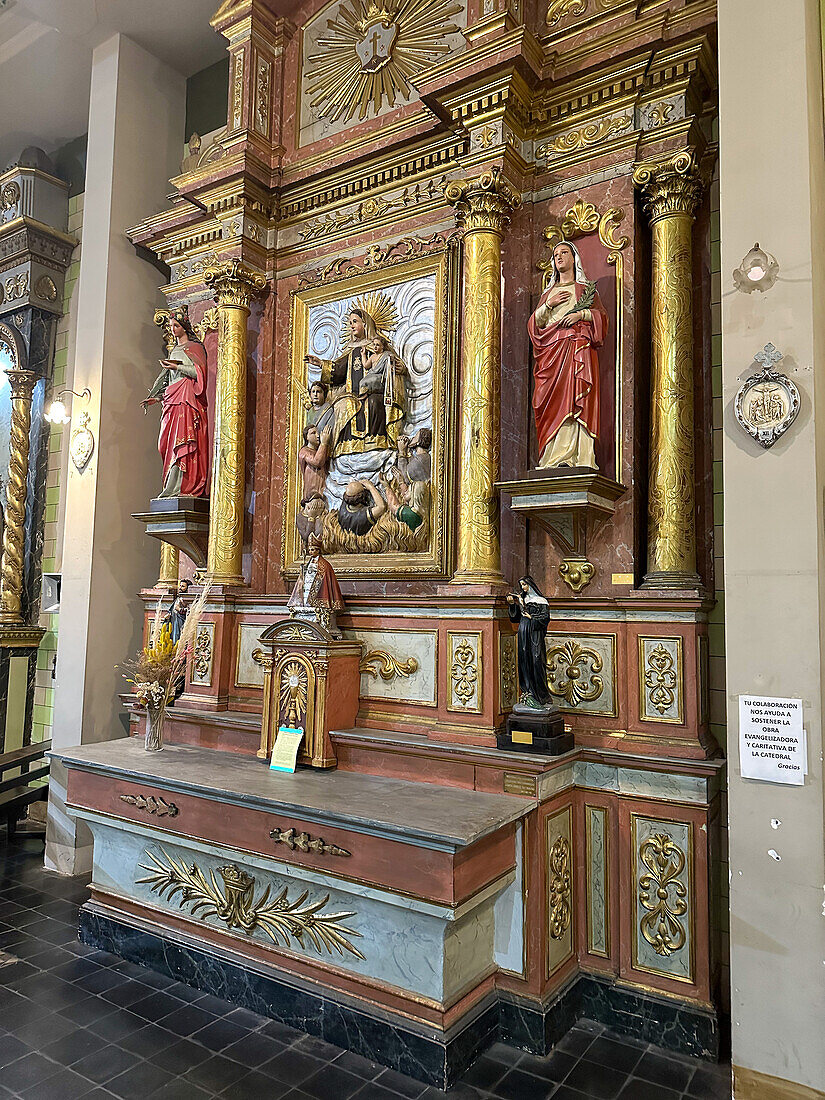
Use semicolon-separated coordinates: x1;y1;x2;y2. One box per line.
719;0;825;1091
45;34;185;874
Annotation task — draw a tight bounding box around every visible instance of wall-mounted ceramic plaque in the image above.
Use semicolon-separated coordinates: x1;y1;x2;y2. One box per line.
734;343;800;449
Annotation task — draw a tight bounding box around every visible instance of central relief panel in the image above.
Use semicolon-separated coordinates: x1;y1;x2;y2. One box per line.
283;253;453;577
299;0;467;145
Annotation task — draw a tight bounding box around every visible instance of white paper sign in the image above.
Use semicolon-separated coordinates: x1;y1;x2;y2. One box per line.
270;727;304;773
739;695;805;785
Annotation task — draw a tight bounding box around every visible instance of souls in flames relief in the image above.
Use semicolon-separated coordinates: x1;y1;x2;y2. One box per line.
292;274;437;566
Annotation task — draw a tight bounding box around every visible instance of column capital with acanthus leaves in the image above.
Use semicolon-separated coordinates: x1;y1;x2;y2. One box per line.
204;259;267;311
444;168;521;238
632;150;705;225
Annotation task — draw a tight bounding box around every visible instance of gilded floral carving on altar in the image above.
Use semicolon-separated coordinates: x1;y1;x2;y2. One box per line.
537;115;632;158
297;178;451;243
191;624;214;686
284;252;452;577
639;636;683;723
447;632;482;713
545;633;617;716
547;640;604;707
548;836;572;939
631;816;693;982
638;832;688;957
138;848;364;959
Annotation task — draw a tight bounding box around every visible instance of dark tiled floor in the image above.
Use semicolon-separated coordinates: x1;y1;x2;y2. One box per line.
0;836;732;1099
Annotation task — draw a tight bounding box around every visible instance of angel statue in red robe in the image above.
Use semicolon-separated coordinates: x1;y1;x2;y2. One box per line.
142;307;209;498
527;240;608;470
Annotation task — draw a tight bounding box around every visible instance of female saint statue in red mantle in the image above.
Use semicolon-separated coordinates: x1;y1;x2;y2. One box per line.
143;309;209;498
527;241;608;470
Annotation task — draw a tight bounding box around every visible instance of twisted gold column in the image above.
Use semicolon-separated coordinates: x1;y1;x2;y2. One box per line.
203;260;266;586
157;543;179;591
0;370;36;623
445;170;520;586
633;152;703;589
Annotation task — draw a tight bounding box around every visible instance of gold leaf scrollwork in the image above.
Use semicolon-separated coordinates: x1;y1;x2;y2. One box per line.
193;628;213;681
193;307;220;342
644;643;677;714
500;635;517;709
558;558;595;594
138;849;365;959
598;207;630;252
538;116;632;158
451;642;479;708
120;793;179;818
1;181;21;213
548;836;572;939
638;832;688;957
546;0;586;25
547;641;603;707
359;650;419;681
269;825;351;858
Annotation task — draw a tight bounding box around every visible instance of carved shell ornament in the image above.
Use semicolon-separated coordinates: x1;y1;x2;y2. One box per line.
306;0;462;123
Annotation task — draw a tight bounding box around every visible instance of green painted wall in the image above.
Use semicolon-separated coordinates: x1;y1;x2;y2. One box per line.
185;58;229;139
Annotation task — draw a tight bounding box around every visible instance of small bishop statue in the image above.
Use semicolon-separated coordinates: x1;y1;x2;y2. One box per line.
287;533;344;637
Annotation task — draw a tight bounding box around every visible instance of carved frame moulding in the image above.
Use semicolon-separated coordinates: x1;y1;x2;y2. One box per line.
283;250;455;578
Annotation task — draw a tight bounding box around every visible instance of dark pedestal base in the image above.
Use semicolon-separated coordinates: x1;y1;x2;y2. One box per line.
499;710;573;755
77;906;720;1084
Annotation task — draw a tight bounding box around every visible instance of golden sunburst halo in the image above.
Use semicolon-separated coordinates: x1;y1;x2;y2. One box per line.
341;290;399;344
306;0;462;124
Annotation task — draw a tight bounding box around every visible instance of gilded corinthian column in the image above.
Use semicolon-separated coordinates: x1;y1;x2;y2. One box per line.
203;259;266;586
633;151;704;589
445;170;520;586
0;370;36;623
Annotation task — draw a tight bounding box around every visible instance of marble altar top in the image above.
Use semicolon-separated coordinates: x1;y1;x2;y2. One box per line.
51;739;535;851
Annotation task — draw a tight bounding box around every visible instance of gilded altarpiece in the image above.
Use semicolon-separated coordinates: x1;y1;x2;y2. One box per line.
96;0;727;1087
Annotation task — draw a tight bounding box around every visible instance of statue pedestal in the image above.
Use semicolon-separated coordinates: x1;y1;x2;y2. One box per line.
499;708;572;756
497;470;625;593
132;496;210;570
253;618;361;769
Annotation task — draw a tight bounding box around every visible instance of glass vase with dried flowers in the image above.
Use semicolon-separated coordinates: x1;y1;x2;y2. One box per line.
122;585;210;751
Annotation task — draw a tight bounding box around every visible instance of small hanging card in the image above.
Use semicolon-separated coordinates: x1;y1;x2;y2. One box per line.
270;726;304;773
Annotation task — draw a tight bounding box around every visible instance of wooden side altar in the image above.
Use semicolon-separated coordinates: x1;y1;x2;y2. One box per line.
59;0;725;1088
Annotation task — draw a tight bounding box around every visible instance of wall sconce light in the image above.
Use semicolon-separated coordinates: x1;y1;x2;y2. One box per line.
45;387;91;425
45;388;95;472
733;243;779;293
